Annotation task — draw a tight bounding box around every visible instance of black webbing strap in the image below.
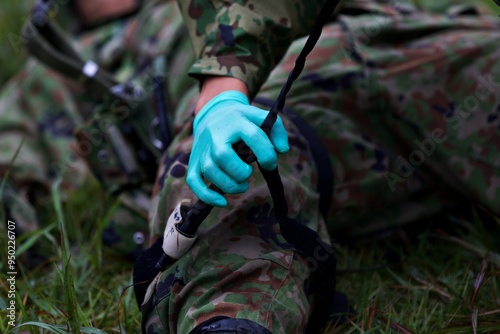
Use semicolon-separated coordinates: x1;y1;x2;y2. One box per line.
257;163;337;334
257;166;288;220
286;108;334;220
254;97;334;221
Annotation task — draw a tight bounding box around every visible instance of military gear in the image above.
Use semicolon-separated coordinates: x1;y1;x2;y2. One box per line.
1;0;500;333
141;1;500;333
25;0;164;194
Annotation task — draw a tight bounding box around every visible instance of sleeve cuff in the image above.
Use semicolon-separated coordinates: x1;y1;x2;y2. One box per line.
187;55;264;100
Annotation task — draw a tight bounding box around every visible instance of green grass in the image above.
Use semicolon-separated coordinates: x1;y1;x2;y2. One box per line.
330;215;500;334
0;181;499;333
0;1;499;333
0;179;142;333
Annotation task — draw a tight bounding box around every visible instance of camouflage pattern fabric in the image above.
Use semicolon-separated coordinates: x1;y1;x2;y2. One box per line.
343;0;416;15
1;0;499;332
141;2;500;333
0;58;88;231
257;7;500;237
143;87;323;333
176;0;325;99
0;0;196;254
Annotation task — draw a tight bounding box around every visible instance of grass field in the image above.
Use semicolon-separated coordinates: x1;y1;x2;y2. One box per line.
1;183;499;333
1;1;500;333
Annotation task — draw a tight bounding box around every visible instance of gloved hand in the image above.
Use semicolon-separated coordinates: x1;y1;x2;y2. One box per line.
187;90;289;207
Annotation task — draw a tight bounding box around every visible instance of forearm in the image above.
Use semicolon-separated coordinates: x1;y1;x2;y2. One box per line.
195;76;249;114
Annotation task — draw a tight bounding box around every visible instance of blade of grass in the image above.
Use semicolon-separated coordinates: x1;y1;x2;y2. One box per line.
0;137;25;224
52;179;69;258
15;223;56;257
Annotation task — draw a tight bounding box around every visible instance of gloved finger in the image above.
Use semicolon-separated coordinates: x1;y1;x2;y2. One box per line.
269;116;290;154
212;144;253;182
239;120;278;170
244;109;289;154
201;157;249;194
186;164;227;207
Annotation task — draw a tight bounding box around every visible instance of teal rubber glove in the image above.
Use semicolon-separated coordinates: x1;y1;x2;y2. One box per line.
187;90;290;207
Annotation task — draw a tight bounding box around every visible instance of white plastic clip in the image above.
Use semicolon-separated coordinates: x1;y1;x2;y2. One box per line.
162;200;197;259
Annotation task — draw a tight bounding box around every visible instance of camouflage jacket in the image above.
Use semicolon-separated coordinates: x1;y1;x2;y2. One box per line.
178;0;487;99
176;0;413;98
176;0;325;99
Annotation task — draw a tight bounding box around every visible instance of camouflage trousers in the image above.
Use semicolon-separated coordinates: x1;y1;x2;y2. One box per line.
142;9;500;333
259;9;500;237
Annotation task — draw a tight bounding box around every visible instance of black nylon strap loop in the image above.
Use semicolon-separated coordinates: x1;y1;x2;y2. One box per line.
256;165;288;221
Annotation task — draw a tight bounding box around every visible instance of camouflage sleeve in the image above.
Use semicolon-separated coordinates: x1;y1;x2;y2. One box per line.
176;0;324;98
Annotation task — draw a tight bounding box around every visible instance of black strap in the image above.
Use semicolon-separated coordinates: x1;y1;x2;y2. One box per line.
257;162;337;334
254;0;343;329
257;166;288;221
133;237;164;309
287;109;334;220
254;97;334;221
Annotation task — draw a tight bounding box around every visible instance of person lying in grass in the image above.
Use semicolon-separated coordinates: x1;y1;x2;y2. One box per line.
1;0;499;332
